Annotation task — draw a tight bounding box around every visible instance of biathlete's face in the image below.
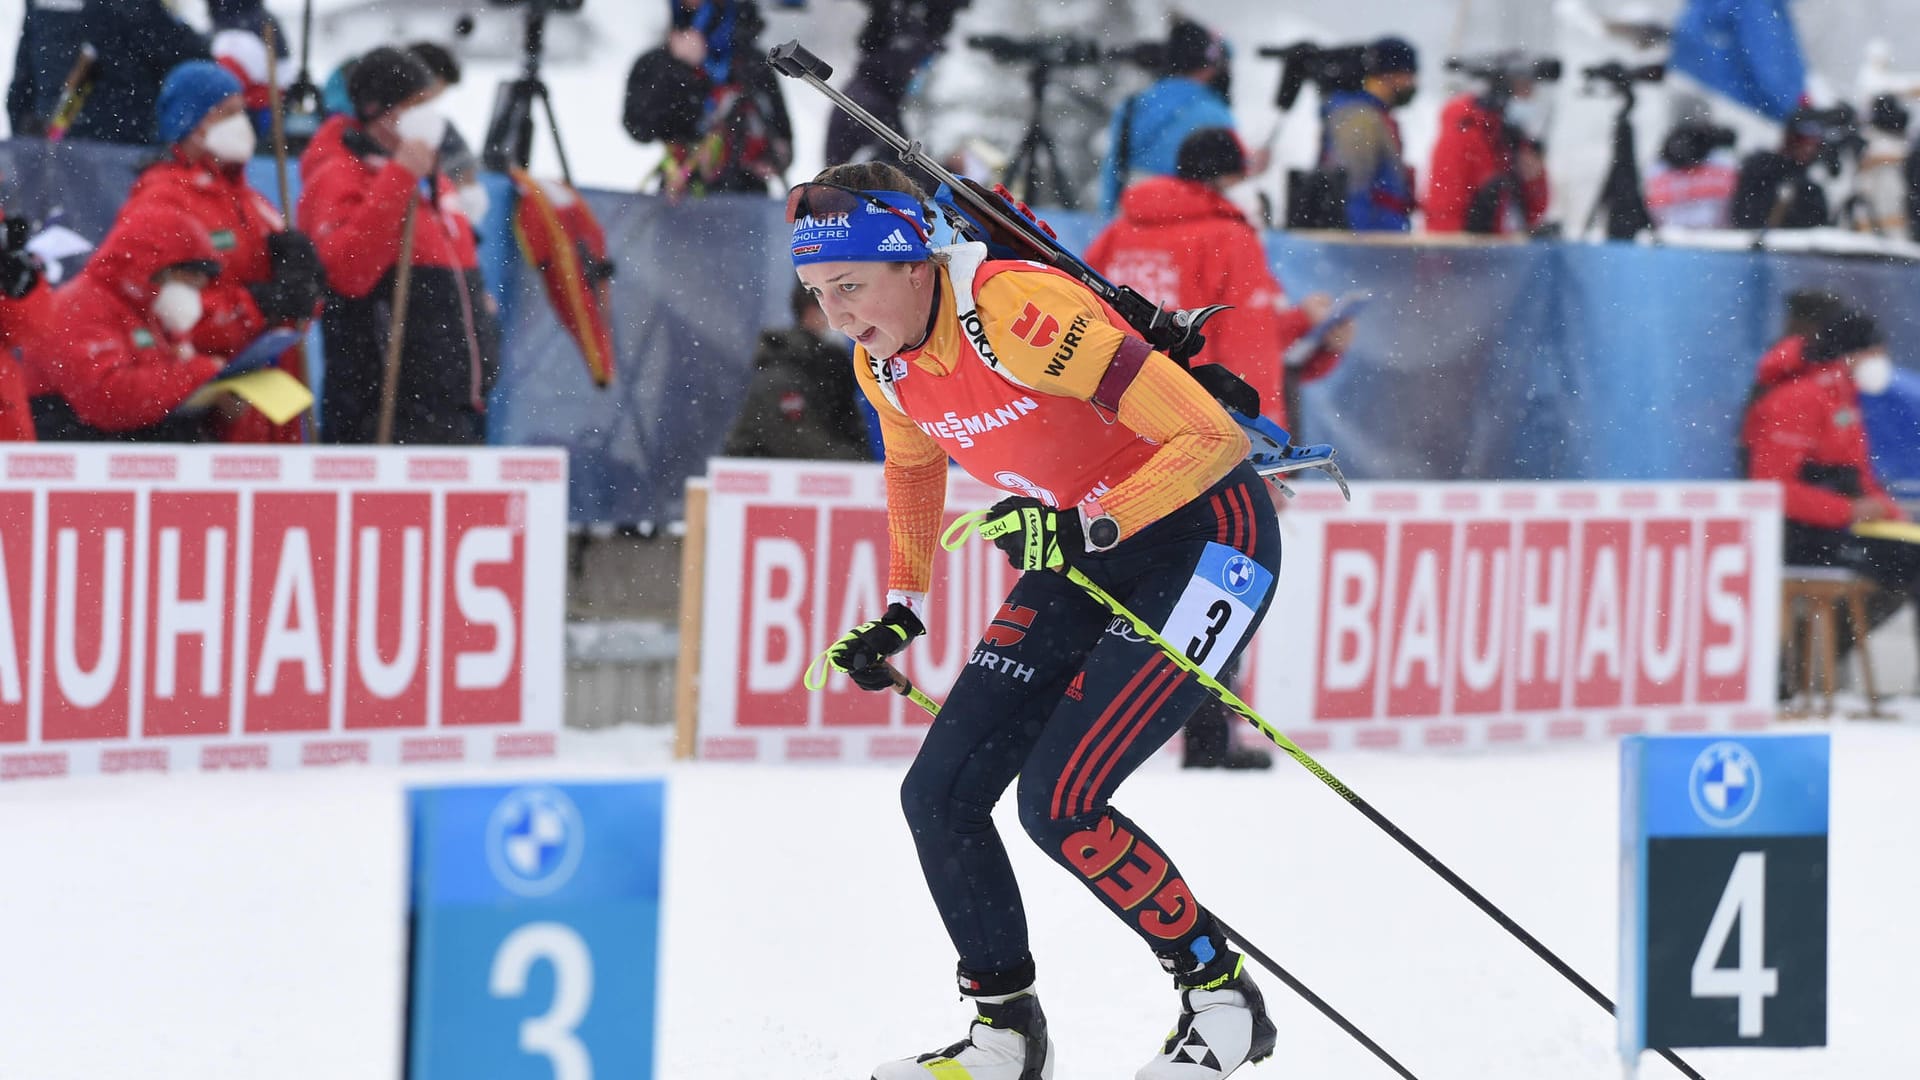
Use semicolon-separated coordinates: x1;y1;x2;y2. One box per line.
796;259;936;360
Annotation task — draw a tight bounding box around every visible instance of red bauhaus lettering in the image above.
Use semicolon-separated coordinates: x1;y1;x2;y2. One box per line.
440;493;526;727
245;492;339;733
344;492;432;729
40;492;135;741
1512;520;1571;713
1385;522;1451;718
1452;521;1513;716
143;491;239;737
1316;522;1386;719
0;492;29;743
1572;519;1631;708
739;505;818;728
1696;518;1753;703
1635;519;1694;706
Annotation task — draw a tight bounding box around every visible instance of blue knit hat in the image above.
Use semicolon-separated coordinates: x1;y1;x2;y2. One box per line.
155;61;243;145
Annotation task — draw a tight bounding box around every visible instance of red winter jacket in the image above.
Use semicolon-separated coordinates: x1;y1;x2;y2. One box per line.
124;151;307;443
1753;334;1808;389
298;114;479;296
26;203;223;432
297;115;497;444
1084;176;1339;422
1425;94;1549;235
0;282;52;440
1741;362;1898;529
125;151;290;356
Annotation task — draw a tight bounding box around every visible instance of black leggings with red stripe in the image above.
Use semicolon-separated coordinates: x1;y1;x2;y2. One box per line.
898;463;1281;987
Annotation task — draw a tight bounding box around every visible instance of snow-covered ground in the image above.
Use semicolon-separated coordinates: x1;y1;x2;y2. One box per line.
0;713;1914;1078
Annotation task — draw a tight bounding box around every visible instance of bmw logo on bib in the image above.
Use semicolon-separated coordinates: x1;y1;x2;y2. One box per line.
1223;554;1258;596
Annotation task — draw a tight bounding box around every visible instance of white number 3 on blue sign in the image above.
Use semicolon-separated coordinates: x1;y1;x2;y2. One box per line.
1157;543;1272;678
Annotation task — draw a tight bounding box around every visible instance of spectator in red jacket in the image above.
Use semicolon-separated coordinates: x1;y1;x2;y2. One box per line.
25;203;229;440
0;208;49;441
1084;128;1350;426
122;60;323;442
298;46;498;444
1741;309;1920;649
1751;289;1847;395
1425;88;1549;234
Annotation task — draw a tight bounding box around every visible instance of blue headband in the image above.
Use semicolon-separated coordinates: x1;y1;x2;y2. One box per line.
790;190;932;265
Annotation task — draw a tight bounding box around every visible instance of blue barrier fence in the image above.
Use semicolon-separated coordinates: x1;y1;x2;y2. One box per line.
5;136;1920;522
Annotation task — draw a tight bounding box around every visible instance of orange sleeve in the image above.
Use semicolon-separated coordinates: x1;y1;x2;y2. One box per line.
1102;351;1249;538
855;349;949;601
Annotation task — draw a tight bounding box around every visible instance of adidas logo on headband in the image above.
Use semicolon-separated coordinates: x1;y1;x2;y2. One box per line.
877;229;915;253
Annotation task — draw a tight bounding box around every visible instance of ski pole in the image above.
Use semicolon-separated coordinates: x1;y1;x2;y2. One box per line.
374;199;418;446
806;659;1423;1078
1211;913;1420;1080
801;648;942;716
937;514;1708;1080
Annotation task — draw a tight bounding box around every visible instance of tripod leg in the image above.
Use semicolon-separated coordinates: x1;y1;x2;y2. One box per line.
1035;128;1075;210
535;81;576;189
1003;125;1045;205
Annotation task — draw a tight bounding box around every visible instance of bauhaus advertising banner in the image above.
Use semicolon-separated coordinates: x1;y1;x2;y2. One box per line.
0;445;567;779
696;461;1782;762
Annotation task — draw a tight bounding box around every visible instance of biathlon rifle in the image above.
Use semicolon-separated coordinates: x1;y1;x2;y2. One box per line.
766;40;1349;498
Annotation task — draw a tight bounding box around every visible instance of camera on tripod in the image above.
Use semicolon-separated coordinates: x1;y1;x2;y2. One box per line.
1582;61;1665;93
1256;42;1367;110
966;34;1103;69
481;0;585;174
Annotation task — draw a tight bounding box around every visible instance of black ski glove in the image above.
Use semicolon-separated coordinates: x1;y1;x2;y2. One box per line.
827;603;926;691
981;496;1087;573
249;230;324;322
0;217;39;300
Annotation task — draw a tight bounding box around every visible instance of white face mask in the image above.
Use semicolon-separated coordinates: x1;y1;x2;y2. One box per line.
457;182;491;224
394;105;450;150
1504;97;1547;137
152;280;204;336
1852;351;1895;396
201;112;256;164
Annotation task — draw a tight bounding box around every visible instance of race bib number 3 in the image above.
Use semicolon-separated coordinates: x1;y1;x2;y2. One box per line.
1158;542;1273;677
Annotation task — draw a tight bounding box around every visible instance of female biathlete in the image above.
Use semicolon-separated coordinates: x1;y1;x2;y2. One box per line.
799;161;1282;1080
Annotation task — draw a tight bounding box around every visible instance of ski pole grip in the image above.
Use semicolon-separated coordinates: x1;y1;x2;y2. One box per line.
768;41;833;81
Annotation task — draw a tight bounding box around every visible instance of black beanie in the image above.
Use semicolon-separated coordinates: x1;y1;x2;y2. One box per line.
348;47;435;122
1784;289;1845;330
1166;17;1226;74
1175;127;1246;182
1364;36;1418;76
1805;309;1881;362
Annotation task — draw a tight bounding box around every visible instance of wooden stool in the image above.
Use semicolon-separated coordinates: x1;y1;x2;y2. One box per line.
1779;567;1891;720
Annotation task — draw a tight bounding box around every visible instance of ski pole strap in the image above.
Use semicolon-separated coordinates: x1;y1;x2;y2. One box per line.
801;650;942;717
801;647;833;691
941;508;993;551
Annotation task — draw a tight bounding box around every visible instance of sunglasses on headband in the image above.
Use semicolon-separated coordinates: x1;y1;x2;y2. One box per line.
785;182;930;244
